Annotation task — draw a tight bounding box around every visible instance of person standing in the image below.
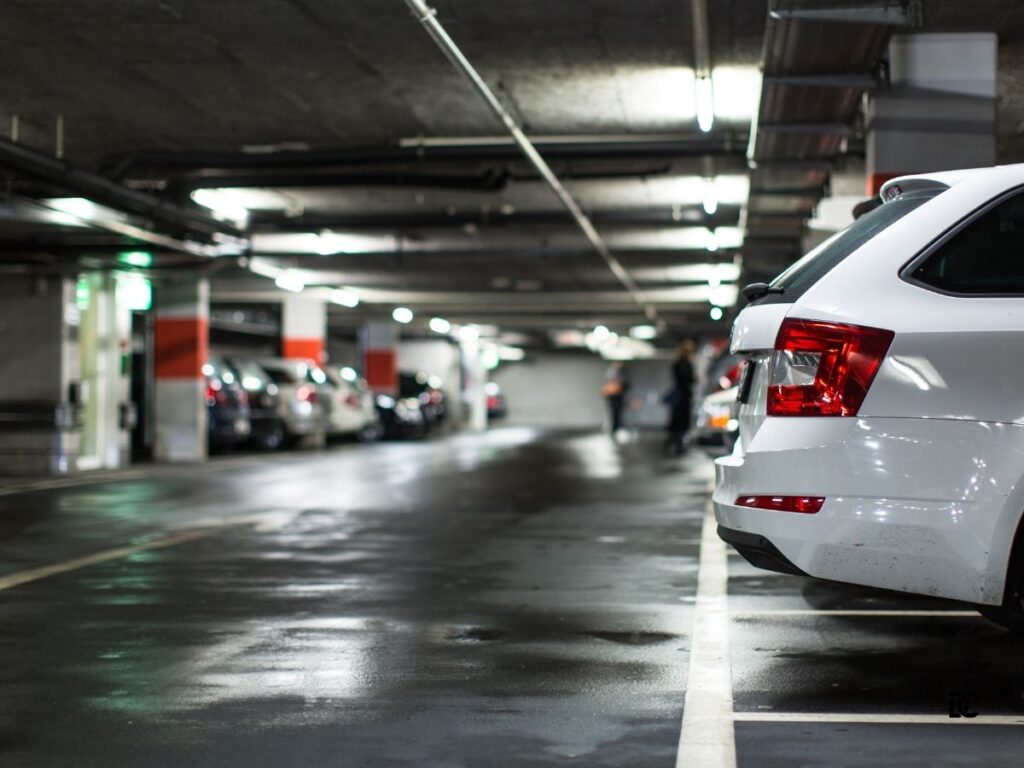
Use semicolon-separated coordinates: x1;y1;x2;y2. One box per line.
602;361;629;435
665;340;696;455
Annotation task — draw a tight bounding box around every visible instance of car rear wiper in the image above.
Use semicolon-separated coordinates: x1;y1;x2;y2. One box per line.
741;282;786;302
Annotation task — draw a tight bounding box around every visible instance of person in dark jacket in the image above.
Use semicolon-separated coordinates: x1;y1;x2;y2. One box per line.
665;340;696;455
603;361;630;435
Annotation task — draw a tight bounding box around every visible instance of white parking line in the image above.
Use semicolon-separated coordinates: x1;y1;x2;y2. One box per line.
734;712;1024;726
733;609;980;618
677;505;736;768
0;524;251;593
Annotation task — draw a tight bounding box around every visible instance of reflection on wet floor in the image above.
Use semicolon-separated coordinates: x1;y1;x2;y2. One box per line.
2;428;1023;766
0;429;705;767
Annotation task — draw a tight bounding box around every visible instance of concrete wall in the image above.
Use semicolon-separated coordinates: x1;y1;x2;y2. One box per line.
492;352;679;430
398;339;462;392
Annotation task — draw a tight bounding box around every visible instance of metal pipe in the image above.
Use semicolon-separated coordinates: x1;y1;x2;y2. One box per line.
691;0;712;79
102;133;747;178
402;0;657;322
0;137;245;243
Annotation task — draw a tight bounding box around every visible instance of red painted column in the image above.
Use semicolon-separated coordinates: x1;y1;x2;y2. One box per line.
361;321;398;394
153;277;208;462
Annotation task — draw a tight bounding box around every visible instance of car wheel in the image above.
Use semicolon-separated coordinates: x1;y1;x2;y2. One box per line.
979;541;1024;631
258;420;286;451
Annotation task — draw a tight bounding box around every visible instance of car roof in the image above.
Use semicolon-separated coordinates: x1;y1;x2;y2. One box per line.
881;162;1024;199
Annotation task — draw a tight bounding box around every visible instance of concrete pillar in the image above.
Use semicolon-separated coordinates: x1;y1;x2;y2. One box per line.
461;341;488;432
77;272;133;470
361;321;398;394
866;33;996;195
281;294;326;364
154;277;208;462
0;276;80;474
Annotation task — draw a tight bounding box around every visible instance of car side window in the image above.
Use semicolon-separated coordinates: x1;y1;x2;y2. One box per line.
911;192;1024;294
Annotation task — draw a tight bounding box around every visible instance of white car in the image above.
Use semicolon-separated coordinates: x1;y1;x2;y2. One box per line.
254;358;331;445
714;164;1024;629
323;366;381;440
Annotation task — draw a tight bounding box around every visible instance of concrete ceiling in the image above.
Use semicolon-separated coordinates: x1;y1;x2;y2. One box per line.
1;0;1023;343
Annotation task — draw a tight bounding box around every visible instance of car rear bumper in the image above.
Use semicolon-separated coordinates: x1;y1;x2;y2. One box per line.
713;416;1024;605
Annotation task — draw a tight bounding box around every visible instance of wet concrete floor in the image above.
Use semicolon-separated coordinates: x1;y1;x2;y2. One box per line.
1;428;1023;766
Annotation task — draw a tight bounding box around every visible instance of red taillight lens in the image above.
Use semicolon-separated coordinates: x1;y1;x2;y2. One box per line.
735;495;825;514
767;318;894;417
297;385;318;404
345;393;361;408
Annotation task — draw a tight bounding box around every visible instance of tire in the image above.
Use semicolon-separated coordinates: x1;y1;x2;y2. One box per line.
256;420;286;451
978;524;1024;631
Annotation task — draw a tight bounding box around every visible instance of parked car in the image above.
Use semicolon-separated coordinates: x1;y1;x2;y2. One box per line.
694;354;743;455
203;356;251;451
254;358;330;446
323;366;382;441
400;372;447;428
375;392;427;439
485;382;508;420
226;357;286;450
713;165;1024;629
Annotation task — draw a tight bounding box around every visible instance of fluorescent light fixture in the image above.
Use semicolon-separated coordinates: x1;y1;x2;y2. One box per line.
330;288;360;308
702;177;718;215
695;76;714;132
705;228;720;253
274;271;305;293
711;66;761;121
481;346;501;371
657;263;741;283
458;325;480;342
429;317;452;334
593;325;611;342
498;346;526;361
708;284;737;307
710;306;724;321
248;257;283;280
47;197;100;221
630;324;658;340
191;189;250;227
340;366;358;382
253;232;399;255
392;307;414;324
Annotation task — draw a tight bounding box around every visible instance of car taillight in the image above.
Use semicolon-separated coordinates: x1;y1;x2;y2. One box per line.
718;363;743;391
205;382;229;406
345;393;361;408
767;318;894;417
297;385;318;404
735;495;825;514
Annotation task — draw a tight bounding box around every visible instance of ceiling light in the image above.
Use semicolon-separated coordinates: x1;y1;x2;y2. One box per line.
705;228;720;253
498;346;525;361
191;189;250;227
702;177;718;215
330;288;360;308
593;325;611;342
711;66;761;121
710;306;724;321
481;346;501;370
429;317;452;334
340;366;358;381
630;324;658;340
248;257;282;280
274;271;305;293
458;325;480;342
695;76;714;132
392;307;414;324
47;197;99;221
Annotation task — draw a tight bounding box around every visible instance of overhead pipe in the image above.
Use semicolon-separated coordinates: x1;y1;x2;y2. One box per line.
101;133;747;179
0;137;245;243
402;0;658;323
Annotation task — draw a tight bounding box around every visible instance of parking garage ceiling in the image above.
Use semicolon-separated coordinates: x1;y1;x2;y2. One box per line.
1;0;1024;341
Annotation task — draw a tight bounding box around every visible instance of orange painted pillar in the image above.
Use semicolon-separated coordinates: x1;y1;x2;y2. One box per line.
153;277;208;462
361;321;398;395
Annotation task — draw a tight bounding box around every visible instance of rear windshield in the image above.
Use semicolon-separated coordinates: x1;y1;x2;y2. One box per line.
752;184;947;306
263;367;296;385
